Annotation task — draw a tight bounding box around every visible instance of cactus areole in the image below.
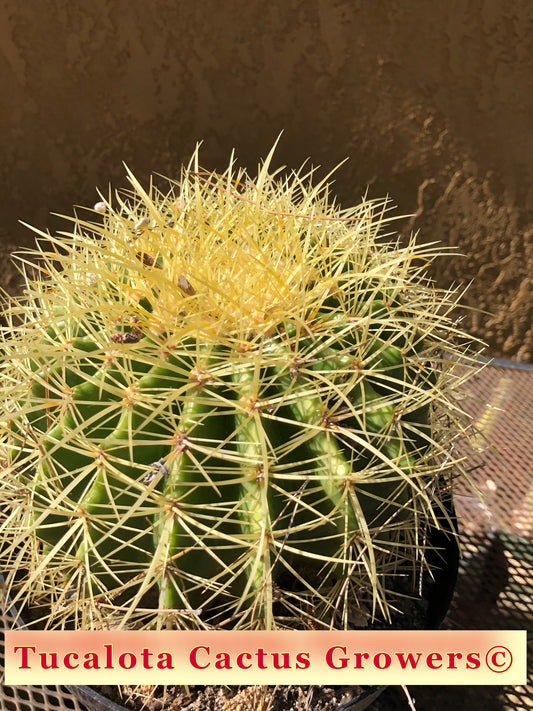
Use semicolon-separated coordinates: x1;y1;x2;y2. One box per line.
0;145;482;631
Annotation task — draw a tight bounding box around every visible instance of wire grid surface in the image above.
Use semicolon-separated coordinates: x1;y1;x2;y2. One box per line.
1;359;532;711
441;359;533;710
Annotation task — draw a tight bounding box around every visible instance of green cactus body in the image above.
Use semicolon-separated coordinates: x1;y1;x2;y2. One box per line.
0;148;482;631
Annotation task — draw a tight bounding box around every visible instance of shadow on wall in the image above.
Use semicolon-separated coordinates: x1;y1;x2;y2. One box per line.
0;1;531;360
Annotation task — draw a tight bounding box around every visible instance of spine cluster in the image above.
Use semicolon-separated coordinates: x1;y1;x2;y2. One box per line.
0;148;483;631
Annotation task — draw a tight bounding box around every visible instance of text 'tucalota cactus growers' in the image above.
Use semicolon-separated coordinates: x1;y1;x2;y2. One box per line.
0;144;483;631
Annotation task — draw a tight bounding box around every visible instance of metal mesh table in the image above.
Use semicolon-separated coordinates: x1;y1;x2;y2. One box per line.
2;359;532;711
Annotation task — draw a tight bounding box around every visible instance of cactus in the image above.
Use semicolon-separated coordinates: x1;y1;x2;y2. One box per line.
0;145;482;631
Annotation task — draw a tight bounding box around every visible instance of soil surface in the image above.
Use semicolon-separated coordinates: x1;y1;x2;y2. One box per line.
92;684;360;711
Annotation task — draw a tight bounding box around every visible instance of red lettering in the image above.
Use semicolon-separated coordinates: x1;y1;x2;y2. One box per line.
83;652;101;669
374;652;391;669
64;652;79;670
236;652;253;669
157;652;174;669
40;653;59;670
272;652;291;669
426;652;443;670
104;644;113;669
466;652;481;670
396;652;423;669
353;652;370;669
119;652;136;669
140;648;153;669
13;646;35;670
256;648;268;669
296;652;310;669
214;652;232;669
447;652;462;669
190;646;210;669
326;646;349;669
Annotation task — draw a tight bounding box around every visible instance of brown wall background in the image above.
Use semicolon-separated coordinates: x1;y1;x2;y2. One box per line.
1;0;531;360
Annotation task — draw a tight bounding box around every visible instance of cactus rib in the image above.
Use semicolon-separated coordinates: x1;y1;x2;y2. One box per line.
0;146;484;631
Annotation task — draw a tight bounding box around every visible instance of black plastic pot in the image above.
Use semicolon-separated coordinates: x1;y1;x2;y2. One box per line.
68;681;389;711
3;492;458;711
63;496;459;711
